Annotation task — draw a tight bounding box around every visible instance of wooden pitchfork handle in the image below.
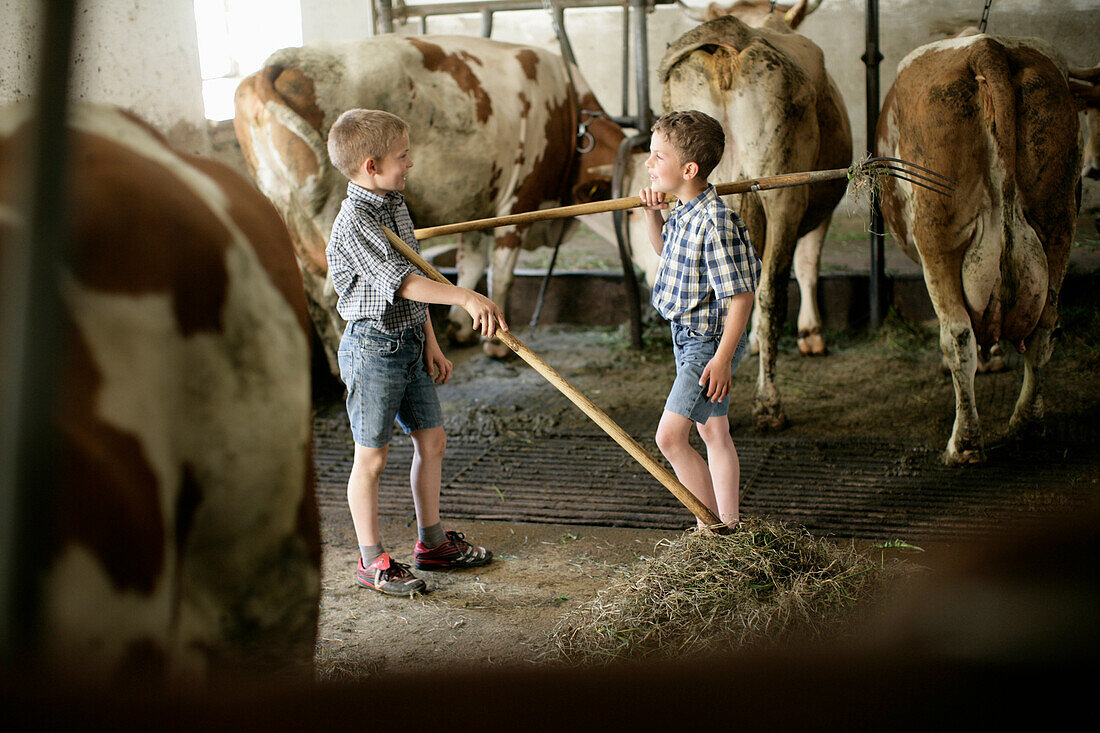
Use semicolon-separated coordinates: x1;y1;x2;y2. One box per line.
380;226;724;530
413;166;856;241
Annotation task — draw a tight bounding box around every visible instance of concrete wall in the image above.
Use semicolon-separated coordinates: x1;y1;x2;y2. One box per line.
1;0;209;154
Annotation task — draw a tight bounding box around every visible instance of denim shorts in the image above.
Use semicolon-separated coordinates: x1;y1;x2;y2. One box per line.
337;321;443;448
665;323;749;424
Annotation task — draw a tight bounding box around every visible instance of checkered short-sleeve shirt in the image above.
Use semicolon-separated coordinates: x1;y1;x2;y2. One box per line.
650;185;761;335
326;182;427;333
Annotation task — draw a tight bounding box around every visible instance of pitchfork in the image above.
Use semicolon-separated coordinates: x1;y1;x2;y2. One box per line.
412;156;954;240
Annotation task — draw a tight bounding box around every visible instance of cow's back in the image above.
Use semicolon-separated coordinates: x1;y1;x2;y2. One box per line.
0;102;319;680
260;36;576;227
659;15;850;237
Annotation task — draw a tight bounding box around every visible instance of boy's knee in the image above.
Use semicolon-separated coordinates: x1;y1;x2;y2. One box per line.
655;425;688;457
698;419;731;445
353;445;389;479
413;427;447;460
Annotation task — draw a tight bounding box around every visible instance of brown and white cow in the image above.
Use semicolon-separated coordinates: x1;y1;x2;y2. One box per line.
876;33;1081;464
647;6;852;429
0;102;320;679
234;35;623;366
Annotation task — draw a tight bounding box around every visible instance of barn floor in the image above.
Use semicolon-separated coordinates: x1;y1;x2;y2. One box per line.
311;292;1100;675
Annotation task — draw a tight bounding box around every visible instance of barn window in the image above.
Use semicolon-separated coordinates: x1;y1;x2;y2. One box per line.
193;0;303;120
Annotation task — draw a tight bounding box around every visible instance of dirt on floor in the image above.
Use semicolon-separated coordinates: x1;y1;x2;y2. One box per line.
313;259;1100;678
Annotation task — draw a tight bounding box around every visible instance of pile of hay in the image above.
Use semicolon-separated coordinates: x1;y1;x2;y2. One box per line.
551;517;907;665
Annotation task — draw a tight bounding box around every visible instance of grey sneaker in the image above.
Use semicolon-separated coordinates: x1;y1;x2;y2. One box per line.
356;553;427;596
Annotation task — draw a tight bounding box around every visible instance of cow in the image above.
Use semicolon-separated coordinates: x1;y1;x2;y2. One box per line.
875;32;1082;464
234;35;624;366
637;4;851;429
0;102;320;680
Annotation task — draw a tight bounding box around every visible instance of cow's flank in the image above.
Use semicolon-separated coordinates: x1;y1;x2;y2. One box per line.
0;102;319;680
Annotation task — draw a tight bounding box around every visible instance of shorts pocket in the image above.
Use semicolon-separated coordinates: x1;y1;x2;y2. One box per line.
360;333;400;356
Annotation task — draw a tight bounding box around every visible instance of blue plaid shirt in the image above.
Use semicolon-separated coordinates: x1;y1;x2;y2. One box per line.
650;185;761;335
326;182;427;333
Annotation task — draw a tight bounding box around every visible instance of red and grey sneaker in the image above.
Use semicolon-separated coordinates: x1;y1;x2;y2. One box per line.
356;553;427;596
414;530;493;570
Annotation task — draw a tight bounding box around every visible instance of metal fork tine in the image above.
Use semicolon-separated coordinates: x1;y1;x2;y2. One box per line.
881;171;955;197
868;156;956;185
870;163;957;191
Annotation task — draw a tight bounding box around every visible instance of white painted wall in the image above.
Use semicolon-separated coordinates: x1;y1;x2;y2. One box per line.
1;0;209;154
300;0;375;43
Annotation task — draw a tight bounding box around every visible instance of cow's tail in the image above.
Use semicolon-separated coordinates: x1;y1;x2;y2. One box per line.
968;38;1017;201
237;65;332;217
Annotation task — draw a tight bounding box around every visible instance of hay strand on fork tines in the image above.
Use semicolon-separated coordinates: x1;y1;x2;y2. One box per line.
550;517;909;665
845;152;885;210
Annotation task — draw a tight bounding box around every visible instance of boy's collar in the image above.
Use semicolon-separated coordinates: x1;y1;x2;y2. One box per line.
669;184;715;220
348;180;404;209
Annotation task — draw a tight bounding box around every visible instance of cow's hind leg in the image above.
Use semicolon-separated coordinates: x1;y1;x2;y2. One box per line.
793;215;828;356
924;266;984;463
751;208;800;431
483;238;521;359
448;232;489;346
1008;323;1054;438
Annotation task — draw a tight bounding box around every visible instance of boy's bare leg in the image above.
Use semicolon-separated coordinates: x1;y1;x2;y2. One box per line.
698;415;741;526
348;443;389;546
655;410;719;525
409;426;447;529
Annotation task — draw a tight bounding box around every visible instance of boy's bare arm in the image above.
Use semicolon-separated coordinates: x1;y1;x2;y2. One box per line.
422;314;453;384
701;291;754;402
396;274;508;338
639;186;667;255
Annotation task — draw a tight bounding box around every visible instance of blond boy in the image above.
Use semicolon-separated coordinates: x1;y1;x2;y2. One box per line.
326;109;505;595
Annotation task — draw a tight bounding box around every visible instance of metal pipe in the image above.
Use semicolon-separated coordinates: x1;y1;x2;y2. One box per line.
863;0;885;330
611;133;649;349
0;0;78;667
553;5;579;69
480;8;493;36
621;2;630;119
377;0;395;33
631;0;653;132
392;0;675;22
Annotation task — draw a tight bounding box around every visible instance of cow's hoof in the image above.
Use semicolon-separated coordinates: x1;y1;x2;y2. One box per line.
754;411;789;432
797;329;827;356
943;444;984;465
482;339;512;359
1007;412;1045;441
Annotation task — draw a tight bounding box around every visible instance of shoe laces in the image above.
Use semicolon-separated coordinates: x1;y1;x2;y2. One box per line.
377;556;414;582
445;530;471;550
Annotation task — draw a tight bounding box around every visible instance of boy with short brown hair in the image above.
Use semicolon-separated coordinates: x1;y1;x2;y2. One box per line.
639;109;761;530
326;108;506;595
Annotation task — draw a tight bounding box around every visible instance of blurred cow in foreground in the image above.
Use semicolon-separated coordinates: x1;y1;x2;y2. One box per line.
0;102;320;680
